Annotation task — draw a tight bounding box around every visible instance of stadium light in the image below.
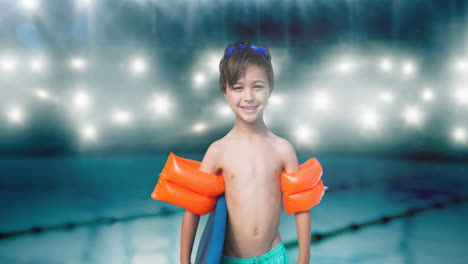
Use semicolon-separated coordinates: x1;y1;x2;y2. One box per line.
360;109;379;130
422;88;434;102
454;59;468;73
269;94;283;107
455;88;468;105
77;0;94;8
150;94;172;115
129;57;147;75
218;104;231;117
80;124;98;141
69;57;87;71
402;61;416;76
378;91;394;102
73;90;91;109
313;91;331;111
1;58;17;72
193;72;206;87
379;57;393;72
34;88;50;100
6;106;24;124
192;122;206;133
403;105;423;126
452;127;466;144
30;57;45;72
20;0;38;12
337;60;354;73
294;125;315;145
112;109;132;125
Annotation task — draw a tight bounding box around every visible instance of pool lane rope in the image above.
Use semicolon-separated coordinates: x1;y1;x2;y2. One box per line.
283;195;468;249
1;193;466;244
0;173;407;240
0;173;463;240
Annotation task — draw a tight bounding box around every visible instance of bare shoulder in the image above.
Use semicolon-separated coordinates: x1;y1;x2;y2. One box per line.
199;140;224;174
273;136;295;156
273;136;299;172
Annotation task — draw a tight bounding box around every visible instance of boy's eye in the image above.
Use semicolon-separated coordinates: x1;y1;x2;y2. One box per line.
232;86;263;90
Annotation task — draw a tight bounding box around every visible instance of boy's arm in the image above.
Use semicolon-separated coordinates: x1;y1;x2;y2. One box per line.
180;141;222;264
280;140;311;263
180;210;200;264
295;211;311;263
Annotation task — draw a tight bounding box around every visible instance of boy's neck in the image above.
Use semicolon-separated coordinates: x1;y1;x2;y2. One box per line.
229;116;270;139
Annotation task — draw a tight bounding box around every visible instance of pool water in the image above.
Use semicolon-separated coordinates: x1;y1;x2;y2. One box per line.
0;153;466;264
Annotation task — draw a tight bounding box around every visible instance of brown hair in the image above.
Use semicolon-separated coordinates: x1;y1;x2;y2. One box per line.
218;41;274;94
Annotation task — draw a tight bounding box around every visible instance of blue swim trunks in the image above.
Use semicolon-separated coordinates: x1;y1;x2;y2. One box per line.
220;242;289;264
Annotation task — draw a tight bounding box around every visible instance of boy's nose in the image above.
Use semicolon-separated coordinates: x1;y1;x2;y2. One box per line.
243;90;255;101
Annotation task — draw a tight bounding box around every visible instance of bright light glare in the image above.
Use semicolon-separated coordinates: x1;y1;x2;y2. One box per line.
112;109;132;125
35;89;50;100
378;91;394;102
69;57;87;70
1;58;17;72
379;57;393;72
337;61;354;73
209;56;219;73
454;60;468;72
269;94;283;106
360;109;379;130
6;106;24;124
77;0;94;8
218;104;231;116
402;61;416;76
74;90;91;109
30;57;45;72
150;95;171;115
422;88;434;102
294;125;315;144
452;127;466;144
193;72;206;87
20;0;38;11
192;122;206;133
130;57;147;75
271;60;280;76
80;124;98;141
198;49;223;75
313;91;331;111
455;88;468;105
403;105;423;126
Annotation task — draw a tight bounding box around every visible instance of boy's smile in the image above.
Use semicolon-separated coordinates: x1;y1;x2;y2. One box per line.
224;64;270;123
240;105;258;113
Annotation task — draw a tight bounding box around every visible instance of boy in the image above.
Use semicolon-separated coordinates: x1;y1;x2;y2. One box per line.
180;42;319;264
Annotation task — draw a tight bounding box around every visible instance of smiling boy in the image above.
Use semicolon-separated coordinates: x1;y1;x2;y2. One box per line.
176;42;326;264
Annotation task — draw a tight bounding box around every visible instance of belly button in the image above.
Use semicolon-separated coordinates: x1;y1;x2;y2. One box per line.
254;228;259;235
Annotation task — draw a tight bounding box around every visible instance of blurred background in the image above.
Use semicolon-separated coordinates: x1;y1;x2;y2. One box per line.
0;0;467;263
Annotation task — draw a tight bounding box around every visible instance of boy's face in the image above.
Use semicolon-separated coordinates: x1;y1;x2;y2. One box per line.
224;64;271;123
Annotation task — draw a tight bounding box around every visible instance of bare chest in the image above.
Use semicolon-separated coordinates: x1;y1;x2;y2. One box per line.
219;140;283;184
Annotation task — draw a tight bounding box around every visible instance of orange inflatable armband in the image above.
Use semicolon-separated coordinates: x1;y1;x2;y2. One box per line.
281;158;327;215
151;152;225;215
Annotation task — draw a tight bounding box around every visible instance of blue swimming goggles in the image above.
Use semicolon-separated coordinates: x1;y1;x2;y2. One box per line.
224;44;269;60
